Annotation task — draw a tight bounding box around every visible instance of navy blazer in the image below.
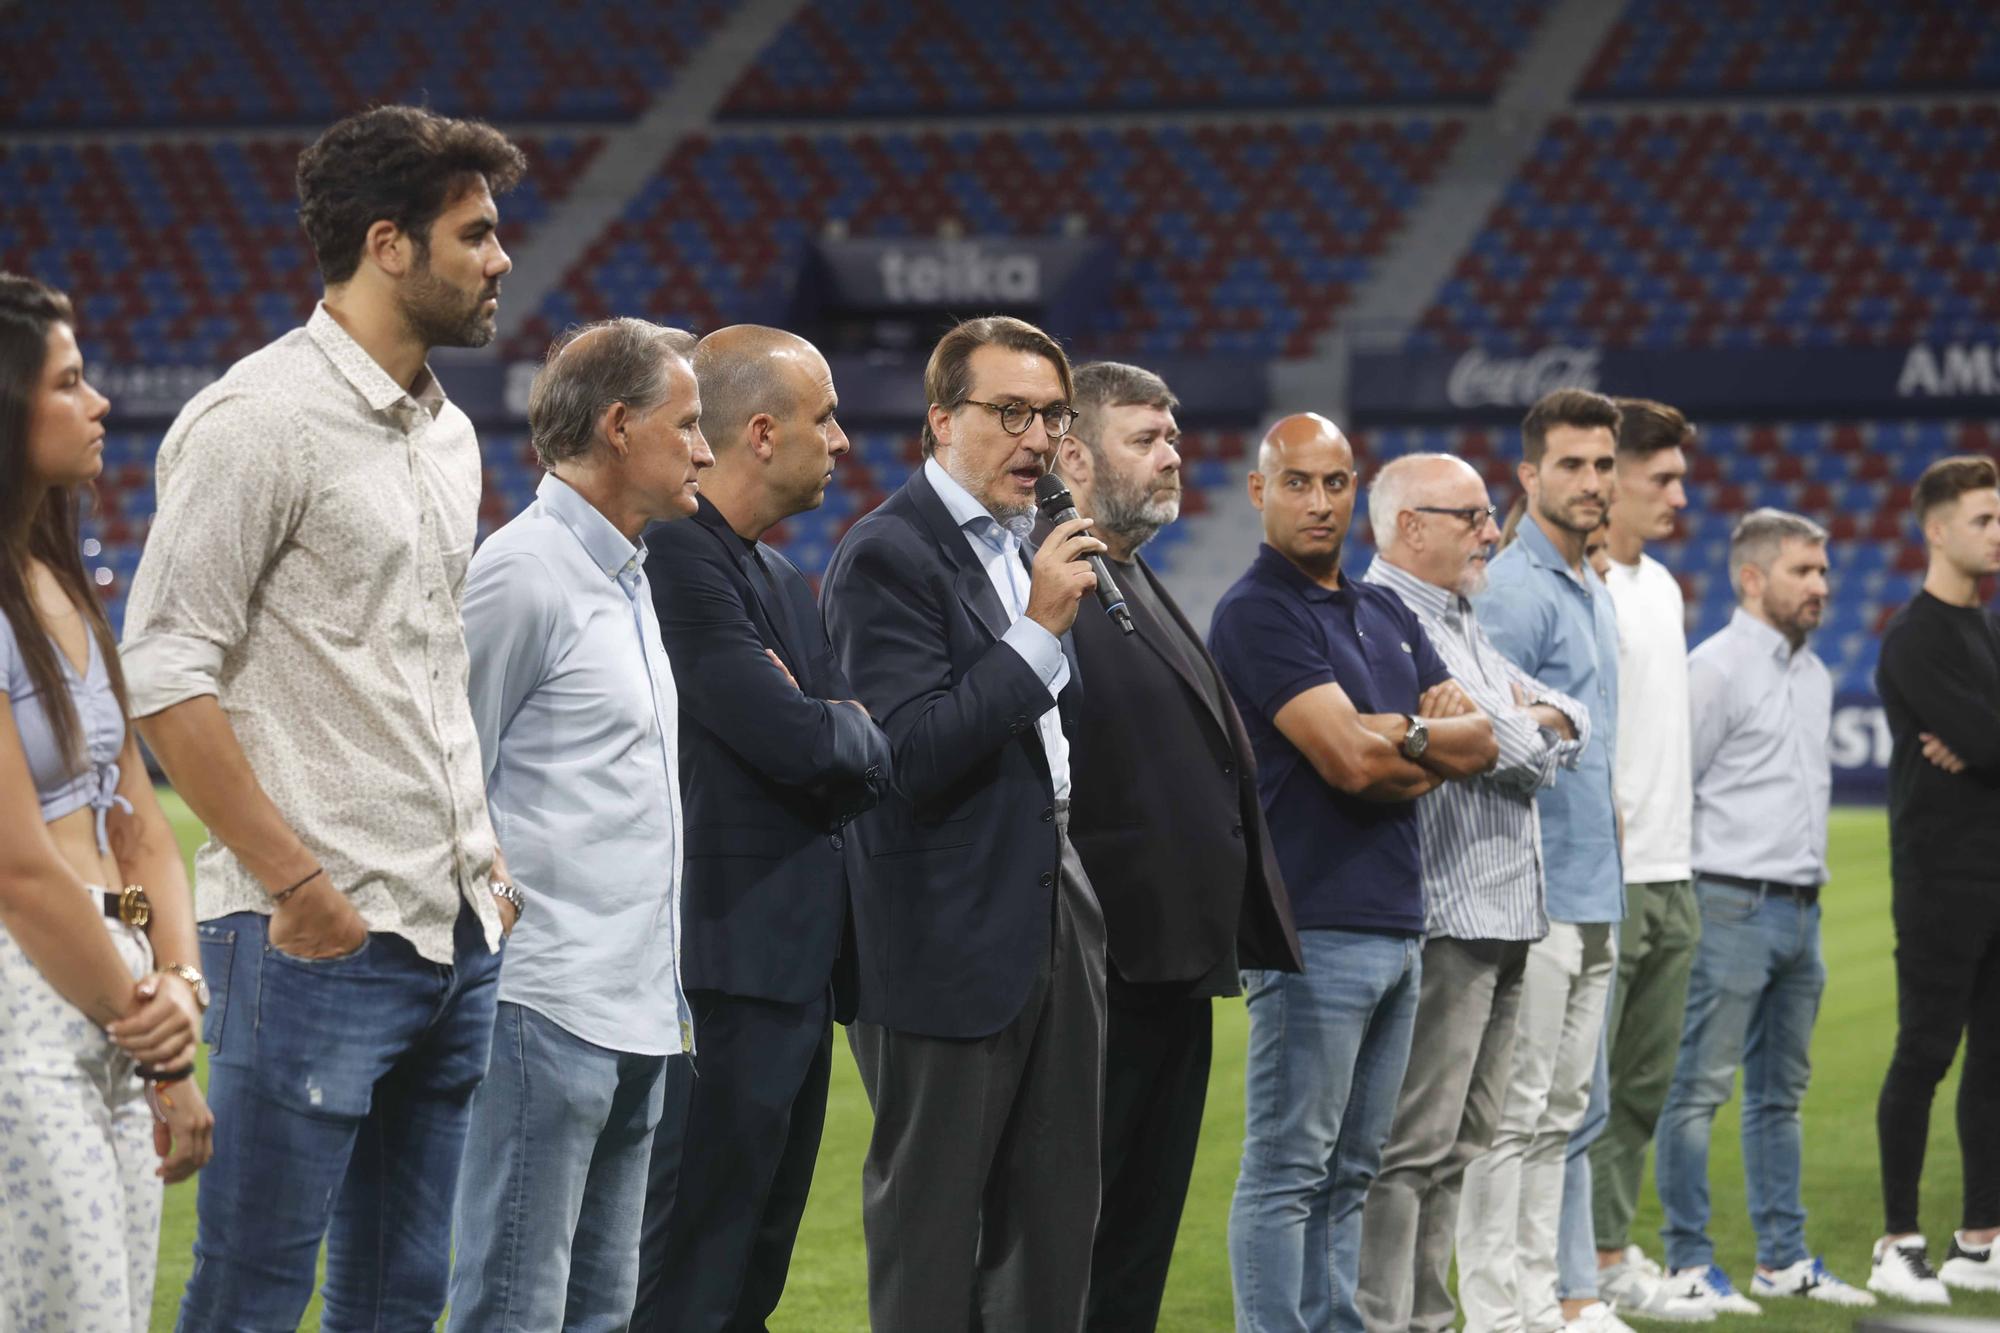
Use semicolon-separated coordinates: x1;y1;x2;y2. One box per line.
645;497;891;1017
822;467;1081;1039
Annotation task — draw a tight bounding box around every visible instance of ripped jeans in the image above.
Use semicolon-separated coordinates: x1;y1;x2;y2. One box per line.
177;904;501;1332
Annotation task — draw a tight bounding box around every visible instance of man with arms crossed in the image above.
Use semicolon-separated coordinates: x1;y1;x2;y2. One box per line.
636;325;892;1330
1867;455;2000;1303
445;320;711;1327
1356;453;1589;1333
1651;510;1875;1310
1210;414;1497;1333
1052;362;1302;1332
1458;388;1627;1333
1588;399;1709;1319
823;316;1106;1332
121;107;527;1329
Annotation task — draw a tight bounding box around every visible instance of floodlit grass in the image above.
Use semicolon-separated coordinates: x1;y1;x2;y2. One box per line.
152;800;2000;1330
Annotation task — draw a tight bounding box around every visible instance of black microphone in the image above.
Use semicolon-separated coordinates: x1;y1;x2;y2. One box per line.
1034;473;1135;636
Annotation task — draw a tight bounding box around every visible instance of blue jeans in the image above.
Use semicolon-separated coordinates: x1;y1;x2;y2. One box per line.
446;1002;671;1331
1230;928;1423;1333
1557;971;1614;1299
1655;879;1825;1272
179;904;502;1331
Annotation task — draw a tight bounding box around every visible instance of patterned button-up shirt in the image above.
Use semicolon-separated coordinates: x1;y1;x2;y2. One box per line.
122;304;501;964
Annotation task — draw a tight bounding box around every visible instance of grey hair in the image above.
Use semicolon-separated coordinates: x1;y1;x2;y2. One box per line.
1728;507;1828;595
1071;361;1179;457
528;318;692;468
1366;452;1456;547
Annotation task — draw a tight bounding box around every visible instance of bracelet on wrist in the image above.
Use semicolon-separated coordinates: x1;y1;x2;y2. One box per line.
271;867;324;906
139;1062;195;1084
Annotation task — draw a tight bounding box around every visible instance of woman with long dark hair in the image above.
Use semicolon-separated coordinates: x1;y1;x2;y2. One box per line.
0;273;212;1328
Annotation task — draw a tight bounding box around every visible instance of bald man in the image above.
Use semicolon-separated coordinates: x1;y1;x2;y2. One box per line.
633;326;891;1332
1353;454;1589;1333
1208;416;1497;1333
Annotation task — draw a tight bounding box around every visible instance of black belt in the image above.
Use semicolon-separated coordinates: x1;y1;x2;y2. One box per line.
101;884;152;928
1699;872;1819;906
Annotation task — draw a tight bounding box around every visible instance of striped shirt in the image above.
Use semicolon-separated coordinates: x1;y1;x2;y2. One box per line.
1365;557;1590;942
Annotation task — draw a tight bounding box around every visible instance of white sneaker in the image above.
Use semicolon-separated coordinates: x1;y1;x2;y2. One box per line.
1565;1301;1640;1331
1751;1256;1877;1307
1662;1265;1763;1316
1941;1231;2000;1293
1868;1235;1951;1305
1600;1248;1716;1323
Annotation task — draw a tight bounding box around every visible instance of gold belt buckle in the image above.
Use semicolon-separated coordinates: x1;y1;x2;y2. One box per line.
118;884;152;929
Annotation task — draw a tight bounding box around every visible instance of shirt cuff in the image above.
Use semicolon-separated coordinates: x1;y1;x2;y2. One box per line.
120;631;225;718
1002;617;1069;694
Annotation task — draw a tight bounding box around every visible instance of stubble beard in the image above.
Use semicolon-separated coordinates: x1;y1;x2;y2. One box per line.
399;261;496;350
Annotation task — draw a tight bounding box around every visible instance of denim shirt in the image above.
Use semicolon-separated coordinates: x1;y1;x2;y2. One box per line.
1475;516;1624;924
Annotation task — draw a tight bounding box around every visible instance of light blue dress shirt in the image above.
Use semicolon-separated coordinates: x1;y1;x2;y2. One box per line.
461;473;691;1057
923;457;1072;799
1476;515;1624;924
1688;607;1832;886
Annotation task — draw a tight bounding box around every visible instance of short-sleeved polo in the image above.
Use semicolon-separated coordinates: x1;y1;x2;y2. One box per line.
1209;544;1448;936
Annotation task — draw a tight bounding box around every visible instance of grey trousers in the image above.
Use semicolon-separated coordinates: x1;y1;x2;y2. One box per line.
1357;935;1531;1333
847;817;1108;1333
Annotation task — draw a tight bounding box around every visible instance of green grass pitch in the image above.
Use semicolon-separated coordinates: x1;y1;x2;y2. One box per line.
150;799;2000;1329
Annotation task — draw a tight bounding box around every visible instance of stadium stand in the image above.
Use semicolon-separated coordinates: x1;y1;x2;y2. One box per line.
0;0;729;127
0;134;605;365
1580;0;2000;100
716;0;1548;117
1412;102;2000;351
507;118;1464;361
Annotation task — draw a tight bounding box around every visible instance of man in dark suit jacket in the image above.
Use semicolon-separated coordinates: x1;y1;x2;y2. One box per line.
633;325;891;1332
822;315;1110;1333
1048;362;1304;1331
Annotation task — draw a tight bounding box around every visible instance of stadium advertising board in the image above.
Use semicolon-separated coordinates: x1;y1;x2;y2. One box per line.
1831;691;1891;802
1352;343;2000;417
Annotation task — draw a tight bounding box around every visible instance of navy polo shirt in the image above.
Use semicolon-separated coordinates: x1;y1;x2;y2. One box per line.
1208;544;1450;936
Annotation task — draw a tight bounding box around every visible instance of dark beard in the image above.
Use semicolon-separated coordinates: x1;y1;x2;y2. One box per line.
398;263;495;350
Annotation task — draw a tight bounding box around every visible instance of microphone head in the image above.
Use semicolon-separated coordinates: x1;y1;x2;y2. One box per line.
1033;472;1074;516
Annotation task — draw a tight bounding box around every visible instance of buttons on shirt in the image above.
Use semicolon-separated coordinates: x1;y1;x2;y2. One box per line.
1231;822;1245;839
1221;761;1235;777
1009;716;1029;735
1038;871;1054;888
1040;806;1054;822
864;765;882;782
830;833;844;851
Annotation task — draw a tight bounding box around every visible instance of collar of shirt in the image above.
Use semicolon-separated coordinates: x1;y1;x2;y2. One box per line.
924;456;1035;551
1253;541;1356;605
1725;605;1801;664
1511;511;1597;592
537;473;647;592
306;302;448;423
1363;555;1462;625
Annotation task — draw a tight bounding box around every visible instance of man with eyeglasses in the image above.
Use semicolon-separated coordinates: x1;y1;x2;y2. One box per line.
1355;453;1588;1333
1209;414;1498;1333
823;315;1109;1332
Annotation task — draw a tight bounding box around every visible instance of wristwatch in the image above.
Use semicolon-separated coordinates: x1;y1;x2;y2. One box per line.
1400;714;1430;760
490;878;524;920
164;962;210;1012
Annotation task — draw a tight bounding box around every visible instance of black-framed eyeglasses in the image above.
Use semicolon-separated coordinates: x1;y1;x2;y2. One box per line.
962;399;1079;438
1414;504;1497;529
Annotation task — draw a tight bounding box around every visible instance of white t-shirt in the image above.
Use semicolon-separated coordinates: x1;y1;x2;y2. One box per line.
1604;552;1694;883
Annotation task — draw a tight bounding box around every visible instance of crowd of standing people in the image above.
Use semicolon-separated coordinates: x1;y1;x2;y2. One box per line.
4;103;2000;1333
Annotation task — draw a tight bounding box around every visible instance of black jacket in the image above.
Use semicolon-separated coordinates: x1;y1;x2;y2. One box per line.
1061;548;1303;983
823;468;1082;1039
645;497;890;1017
